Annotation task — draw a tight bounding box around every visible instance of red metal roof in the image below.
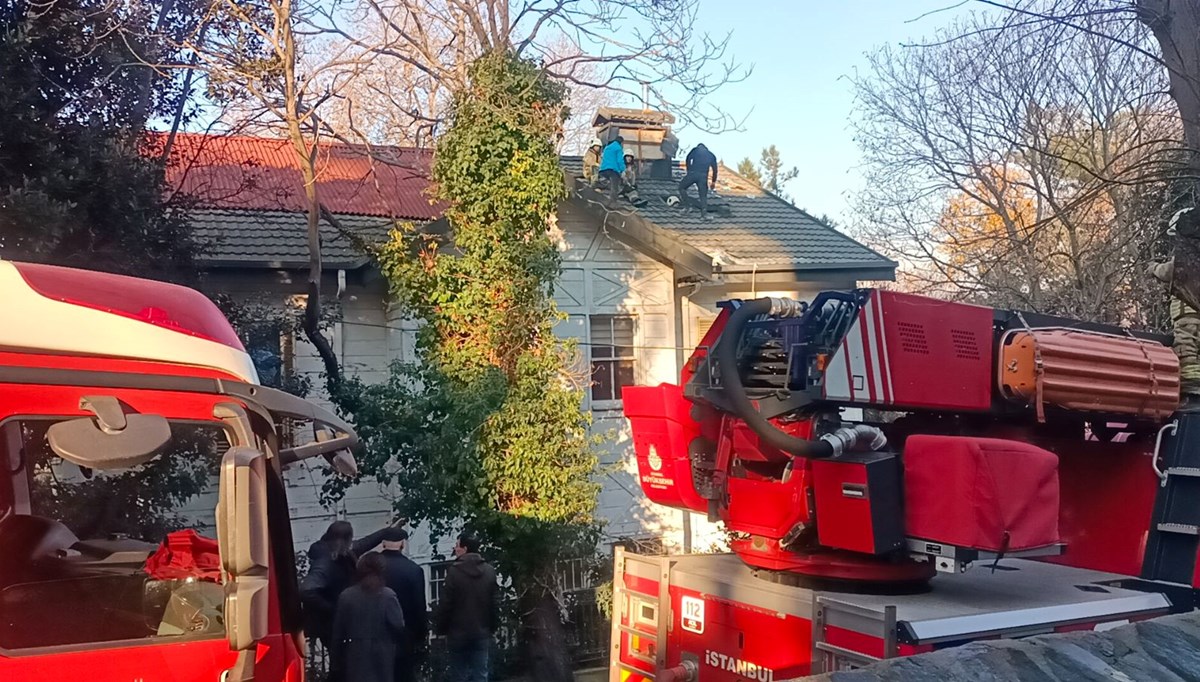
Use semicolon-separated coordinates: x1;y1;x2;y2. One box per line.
149;132;440;220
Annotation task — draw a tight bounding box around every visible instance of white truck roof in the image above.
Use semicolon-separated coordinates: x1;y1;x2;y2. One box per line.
0;260;258;384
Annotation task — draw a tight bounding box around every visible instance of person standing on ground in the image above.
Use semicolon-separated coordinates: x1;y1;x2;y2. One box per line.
677;143;719;219
331;553;406;682
301;520;397;650
598;137;627;204
434;531;498;682
380;528;428;682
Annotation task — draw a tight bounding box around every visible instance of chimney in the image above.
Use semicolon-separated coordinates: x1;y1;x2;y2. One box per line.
592;107;678;179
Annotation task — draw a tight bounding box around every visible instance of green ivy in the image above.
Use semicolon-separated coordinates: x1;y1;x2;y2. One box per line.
331;51;601;583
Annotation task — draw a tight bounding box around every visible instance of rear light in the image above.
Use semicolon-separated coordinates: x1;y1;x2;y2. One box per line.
12;262;245;350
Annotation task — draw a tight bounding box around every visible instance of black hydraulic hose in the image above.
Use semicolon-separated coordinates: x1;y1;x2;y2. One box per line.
717;298;835;458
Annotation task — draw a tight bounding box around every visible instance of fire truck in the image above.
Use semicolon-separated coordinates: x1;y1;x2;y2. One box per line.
0;260;359;681
611;289;1200;680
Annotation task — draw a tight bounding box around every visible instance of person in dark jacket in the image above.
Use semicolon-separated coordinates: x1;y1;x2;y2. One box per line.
302;520;396;649
331;552;405;682
380;528;428;682
676;143;719;218
434;531;498;682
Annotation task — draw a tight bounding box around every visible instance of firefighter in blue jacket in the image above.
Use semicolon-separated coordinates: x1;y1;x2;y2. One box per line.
598;137;626;203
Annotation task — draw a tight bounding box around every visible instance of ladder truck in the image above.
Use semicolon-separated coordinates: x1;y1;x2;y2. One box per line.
611;289;1198;680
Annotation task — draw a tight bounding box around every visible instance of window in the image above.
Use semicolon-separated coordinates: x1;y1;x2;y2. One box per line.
590;315;636;403
0;420;230;650
427;560;454;608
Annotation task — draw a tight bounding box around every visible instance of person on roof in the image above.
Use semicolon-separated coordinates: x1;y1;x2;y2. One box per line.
677;143;719;219
582;137;603;185
598;137;627;203
621;153;647;208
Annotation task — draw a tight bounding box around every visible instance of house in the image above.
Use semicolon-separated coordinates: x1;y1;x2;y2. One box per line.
161;114;896;563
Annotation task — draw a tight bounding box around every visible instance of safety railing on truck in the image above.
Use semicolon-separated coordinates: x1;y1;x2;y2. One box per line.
810;596;898;674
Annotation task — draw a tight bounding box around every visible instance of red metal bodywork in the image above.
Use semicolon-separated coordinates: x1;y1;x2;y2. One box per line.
615;287;1188;679
822;291;995;412
0;352;301;682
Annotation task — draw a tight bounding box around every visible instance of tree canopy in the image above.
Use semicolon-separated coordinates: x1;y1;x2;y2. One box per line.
0;0;199;280
852;8;1179;326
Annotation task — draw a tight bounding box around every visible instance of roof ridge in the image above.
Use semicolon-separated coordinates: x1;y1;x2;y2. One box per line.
148;130;431;157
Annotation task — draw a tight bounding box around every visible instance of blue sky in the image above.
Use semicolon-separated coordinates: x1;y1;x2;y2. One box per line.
671;1;972;222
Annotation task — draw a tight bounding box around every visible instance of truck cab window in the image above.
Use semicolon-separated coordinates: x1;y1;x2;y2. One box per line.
0;419;230;651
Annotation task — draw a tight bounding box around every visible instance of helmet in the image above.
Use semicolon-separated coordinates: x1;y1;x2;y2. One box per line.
589;137;602;148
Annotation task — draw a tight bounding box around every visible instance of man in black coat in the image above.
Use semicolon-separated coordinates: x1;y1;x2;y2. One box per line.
331;553;405;682
380;528;428;682
676;143;719;218
434;531;498;682
301;520;395;649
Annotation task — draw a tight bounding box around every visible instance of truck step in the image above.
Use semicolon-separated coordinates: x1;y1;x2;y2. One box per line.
1156;523;1200;535
1166;466;1200;477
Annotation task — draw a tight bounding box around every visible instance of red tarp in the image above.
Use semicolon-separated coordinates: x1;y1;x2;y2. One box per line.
904;435;1061;552
143;529;223;582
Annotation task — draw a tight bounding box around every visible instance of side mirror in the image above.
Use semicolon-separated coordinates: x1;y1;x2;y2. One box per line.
47;397;171;470
216;446;270;650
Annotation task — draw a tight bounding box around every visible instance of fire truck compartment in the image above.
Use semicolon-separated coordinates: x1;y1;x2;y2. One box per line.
630;553;1170;645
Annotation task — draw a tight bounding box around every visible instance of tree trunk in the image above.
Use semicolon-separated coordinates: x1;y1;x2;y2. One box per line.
519;584;573;682
1139;1;1200;390
292;132;342;389
280;5;341;391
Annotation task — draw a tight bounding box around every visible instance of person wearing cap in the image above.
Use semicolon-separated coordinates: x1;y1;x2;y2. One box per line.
379;528;427;682
302;520;396;651
582;137;603;185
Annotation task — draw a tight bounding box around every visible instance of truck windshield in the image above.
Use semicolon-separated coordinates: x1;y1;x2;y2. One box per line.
0;418;230;651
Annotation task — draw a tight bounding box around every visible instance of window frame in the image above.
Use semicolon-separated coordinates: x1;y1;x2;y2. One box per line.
588;314;638;407
0;414;238;656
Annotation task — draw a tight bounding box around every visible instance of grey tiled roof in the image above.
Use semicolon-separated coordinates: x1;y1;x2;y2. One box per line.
192;209;397;268
561;157;893;272
190;159;893;276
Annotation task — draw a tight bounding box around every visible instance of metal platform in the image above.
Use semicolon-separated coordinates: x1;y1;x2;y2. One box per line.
629;553;1170;645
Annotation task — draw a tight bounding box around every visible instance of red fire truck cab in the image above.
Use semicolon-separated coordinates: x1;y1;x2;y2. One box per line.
0;261;358;681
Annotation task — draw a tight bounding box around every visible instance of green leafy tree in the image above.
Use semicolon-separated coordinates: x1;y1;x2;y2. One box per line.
332;51;600;680
735;146;799;201
759;144;799;199
736;157;763;186
0;0;200;281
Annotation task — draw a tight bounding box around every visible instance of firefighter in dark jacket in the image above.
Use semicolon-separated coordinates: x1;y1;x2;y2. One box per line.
676;143;719;218
331;552;406;682
380;528;428;682
301;520;395;649
434;531;498;682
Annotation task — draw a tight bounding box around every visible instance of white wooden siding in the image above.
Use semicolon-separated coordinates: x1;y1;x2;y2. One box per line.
199;212;854;561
